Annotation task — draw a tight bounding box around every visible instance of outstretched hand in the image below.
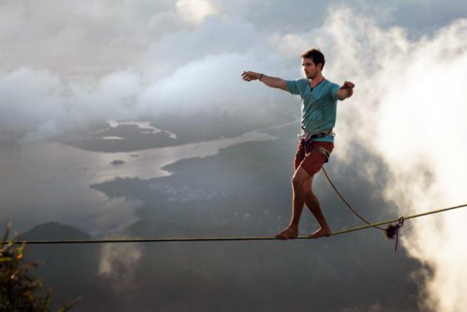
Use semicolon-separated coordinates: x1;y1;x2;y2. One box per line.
242;71;261;82
337;81;355;100
341;81;355;89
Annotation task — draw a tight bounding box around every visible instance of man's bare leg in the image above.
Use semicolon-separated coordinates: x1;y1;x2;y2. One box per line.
275;167;310;240
304;178;331;239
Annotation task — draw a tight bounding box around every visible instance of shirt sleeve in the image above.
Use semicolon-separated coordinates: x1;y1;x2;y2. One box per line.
285;79;301;95
330;83;342;101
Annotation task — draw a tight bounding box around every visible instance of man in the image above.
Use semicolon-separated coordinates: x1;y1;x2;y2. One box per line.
241;49;355;240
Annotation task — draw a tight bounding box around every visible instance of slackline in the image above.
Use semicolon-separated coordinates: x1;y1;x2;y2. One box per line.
13;203;467;245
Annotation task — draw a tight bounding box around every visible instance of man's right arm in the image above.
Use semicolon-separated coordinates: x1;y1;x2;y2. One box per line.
242;71;288;92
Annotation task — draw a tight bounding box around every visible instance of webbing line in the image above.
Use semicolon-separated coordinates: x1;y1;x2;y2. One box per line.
14;203;467;245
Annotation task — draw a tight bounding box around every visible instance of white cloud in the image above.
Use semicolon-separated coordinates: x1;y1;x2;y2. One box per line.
99;243;143;291
176;0;220;25
0;5;296;142
0;68;144;142
307;8;467;311
0;0;184;72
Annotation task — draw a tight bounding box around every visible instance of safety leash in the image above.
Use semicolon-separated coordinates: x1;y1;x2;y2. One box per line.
321;167;406;253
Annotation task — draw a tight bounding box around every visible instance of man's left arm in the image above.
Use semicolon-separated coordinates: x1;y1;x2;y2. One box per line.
336;81;355;100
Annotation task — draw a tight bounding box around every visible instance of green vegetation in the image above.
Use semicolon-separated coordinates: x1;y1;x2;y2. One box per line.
0;223;75;312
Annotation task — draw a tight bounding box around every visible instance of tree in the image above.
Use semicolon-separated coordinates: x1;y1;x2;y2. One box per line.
0;223;75;312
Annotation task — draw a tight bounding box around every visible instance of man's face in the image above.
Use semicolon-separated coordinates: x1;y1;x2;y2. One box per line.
302;58;321;79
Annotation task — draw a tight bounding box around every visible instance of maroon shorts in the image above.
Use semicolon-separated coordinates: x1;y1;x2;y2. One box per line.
294;140;334;176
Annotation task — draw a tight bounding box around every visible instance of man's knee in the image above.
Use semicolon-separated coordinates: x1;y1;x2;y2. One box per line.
291;167;312;189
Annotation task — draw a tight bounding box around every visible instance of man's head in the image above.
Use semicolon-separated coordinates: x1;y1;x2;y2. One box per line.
301;49;325;79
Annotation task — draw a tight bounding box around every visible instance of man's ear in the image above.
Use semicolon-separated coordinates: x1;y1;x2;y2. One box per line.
317;63;323;71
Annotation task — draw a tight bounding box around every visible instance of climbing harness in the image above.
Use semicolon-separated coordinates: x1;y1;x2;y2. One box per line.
312;146;331;162
299;127;334;163
299;126;335;142
299;127;334;153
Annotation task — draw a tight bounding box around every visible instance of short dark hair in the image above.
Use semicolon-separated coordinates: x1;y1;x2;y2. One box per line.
301;49;325;70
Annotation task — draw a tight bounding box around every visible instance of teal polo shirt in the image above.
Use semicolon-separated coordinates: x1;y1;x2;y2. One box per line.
286;78;342;143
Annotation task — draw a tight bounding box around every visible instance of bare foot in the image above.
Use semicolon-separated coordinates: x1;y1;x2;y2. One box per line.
307;227;331;239
274;227;298;240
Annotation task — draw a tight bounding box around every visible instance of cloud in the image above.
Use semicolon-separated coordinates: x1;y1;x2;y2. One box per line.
6;0;467;144
0;2;299;143
0;68;144;142
0;0;188;72
176;0;219;25
303;7;467;312
99;243;143;292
